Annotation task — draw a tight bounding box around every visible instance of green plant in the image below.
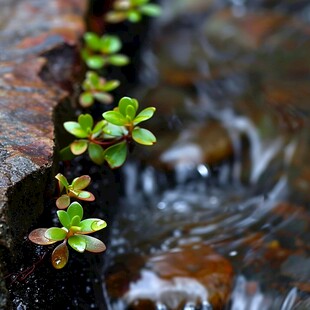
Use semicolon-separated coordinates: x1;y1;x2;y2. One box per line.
79;71;120;108
61;96;156;168
29;202;107;269
81;33;129;70
105;0;161;23
55;173;95;209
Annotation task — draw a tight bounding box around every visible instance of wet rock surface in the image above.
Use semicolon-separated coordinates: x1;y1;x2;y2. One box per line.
0;0;87;308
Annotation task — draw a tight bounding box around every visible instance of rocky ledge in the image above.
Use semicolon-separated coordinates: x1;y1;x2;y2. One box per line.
0;0;87;307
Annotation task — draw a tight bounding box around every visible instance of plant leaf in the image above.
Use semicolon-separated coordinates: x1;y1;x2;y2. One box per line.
56;195;70;210
93;120;106;136
140;4;161;16
100;80;120;92
103;122;126;137
126;104;136;121
70;140;88;155
79;218;107;234
84;32;101;51
127;10;142;23
68;235;86;253
70;215;81;227
28;228;58;245
118;96;136;116
86;55;105;69
102;110;128;126
133;107;156;125
100;35;121;54
57;211;71;229
78;114;93;132
67;202;83;221
88;142;105;165
107;54;130;66
105;11;127;23
132;127;156;145
81;235;106;253
64;122;88;138
79;92;94;108
55;173;69;189
86;71;100;86
45;227;67;241
72;175;91;190
78;191;95;201
59;146;75;161
93;92;113;104
52;242;69;269
104;141;127;168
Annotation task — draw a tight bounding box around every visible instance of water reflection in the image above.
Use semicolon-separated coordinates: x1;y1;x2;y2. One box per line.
104;0;310;309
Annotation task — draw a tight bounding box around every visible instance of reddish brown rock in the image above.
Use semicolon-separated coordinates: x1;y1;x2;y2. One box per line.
0;0;87;307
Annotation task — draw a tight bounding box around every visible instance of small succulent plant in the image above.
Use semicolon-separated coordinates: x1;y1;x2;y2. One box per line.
79;71;120;108
29;202;107;269
105;0;161;23
61;96;156;168
82;33;129;70
55;173;95;209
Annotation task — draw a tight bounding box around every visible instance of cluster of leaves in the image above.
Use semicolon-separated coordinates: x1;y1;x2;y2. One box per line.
82;33;129;70
55;173;95;209
29;202;106;269
80;71;120;108
105;0;161;23
61;96;156;168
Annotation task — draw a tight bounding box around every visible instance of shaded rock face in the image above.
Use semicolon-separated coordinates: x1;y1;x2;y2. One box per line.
0;0;87;307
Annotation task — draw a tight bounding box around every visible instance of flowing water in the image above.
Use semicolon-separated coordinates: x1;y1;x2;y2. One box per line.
103;1;310;309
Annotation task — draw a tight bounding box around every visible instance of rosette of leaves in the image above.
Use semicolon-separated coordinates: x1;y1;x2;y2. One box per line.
102;96;156;167
105;0;161;23
61;97;156;168
29;202;107;269
55;173;95;209
81;33;129;70
80;71;120;108
61;113;107;165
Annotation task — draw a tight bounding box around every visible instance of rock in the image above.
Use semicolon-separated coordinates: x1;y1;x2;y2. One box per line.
0;0;87;307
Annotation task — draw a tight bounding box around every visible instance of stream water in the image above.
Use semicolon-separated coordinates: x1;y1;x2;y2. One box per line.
103;1;310;309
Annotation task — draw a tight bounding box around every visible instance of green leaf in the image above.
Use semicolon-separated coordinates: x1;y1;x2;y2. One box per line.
131;0;149;5
93;120;106;136
72;175;91;190
100;35;121;54
59;146;75;161
79;218;107;234
126;104;136;121
107;54;130;66
70;215;81;227
118;96;138;116
77;191;95;201
67;202;83;221
103;122;126;137
102;110;128;126
84;32;101;51
78;114;93;132
100;80;120;92
86;71;100;86
70;140;88;155
68;235;86;253
56;195;70;210
79;92;94;108
104;141;127;168
29;228;58;245
64;122;88;138
88;142;105;165
127;10;142;23
55;173;69;189
105;11;127;23
133;107;156;125
93;92;113;104
57;210;71;229
140;4;161;16
132;127;156;145
45;227;67;241
81;235;106;253
52;242;69;269
86;55;105;69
